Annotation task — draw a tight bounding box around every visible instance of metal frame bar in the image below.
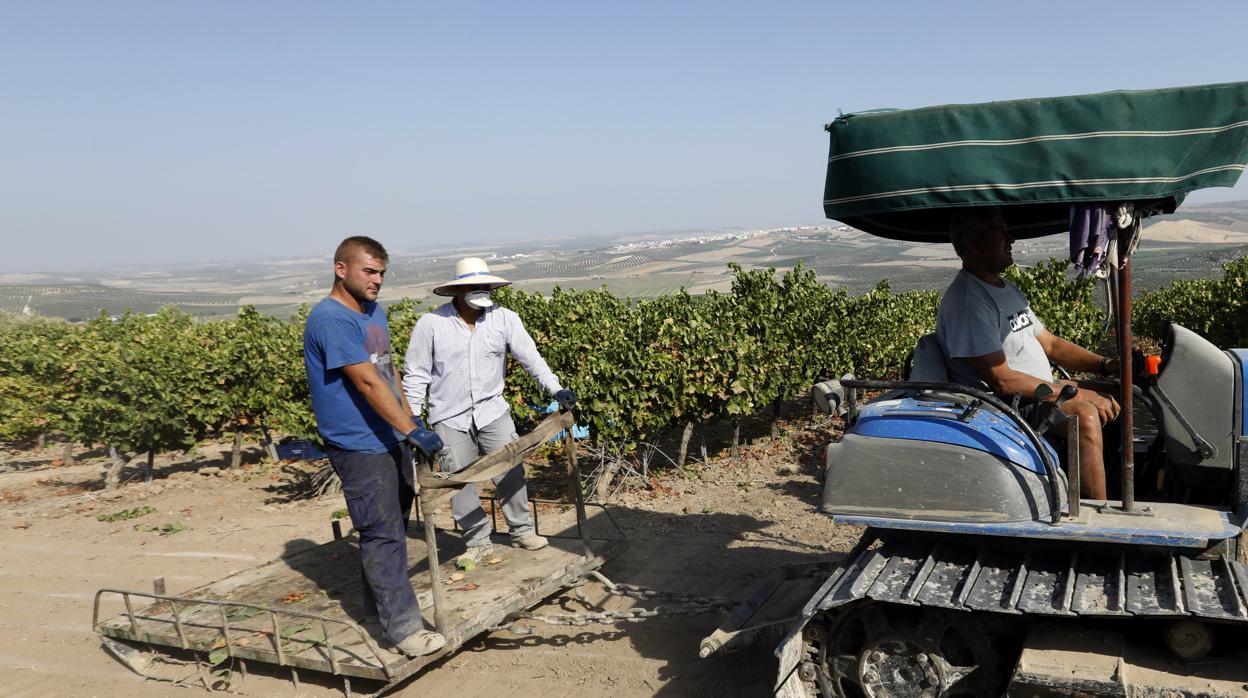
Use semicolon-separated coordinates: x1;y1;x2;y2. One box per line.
92;589;395;679
1067;415;1081;519
1117;252;1136;511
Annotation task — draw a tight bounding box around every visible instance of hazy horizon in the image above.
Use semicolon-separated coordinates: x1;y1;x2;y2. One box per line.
4;220;836;277
4;1;1248;273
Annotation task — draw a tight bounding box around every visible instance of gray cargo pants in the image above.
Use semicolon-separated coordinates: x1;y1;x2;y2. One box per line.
433;413;534;548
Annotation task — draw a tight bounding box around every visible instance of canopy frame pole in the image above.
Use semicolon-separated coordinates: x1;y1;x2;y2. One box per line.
1117;245;1135;512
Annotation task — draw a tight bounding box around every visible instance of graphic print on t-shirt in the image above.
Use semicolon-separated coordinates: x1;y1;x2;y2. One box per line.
364;324;402;404
1008;309;1035;334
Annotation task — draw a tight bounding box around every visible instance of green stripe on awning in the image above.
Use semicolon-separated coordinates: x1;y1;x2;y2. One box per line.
823;82;1248;241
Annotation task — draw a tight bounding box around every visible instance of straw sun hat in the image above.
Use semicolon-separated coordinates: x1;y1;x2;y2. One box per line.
432;257;512;297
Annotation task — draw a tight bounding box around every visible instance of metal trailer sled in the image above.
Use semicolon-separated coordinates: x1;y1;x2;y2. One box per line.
701;82;1248;696
93;411;627;696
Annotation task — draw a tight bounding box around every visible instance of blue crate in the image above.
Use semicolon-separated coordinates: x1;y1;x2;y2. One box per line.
276;439;327;462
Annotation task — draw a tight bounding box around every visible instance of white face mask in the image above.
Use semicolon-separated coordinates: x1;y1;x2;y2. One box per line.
464;290;493;309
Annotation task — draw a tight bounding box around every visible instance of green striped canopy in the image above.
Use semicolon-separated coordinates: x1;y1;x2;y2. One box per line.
823;82;1248;241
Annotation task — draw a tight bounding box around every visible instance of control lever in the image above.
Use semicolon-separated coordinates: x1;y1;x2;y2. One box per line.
1036;384;1079;434
1029;384;1054;430
1132;347;1149;381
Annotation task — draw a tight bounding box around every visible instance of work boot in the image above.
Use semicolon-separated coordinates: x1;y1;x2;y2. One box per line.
513;533;549;551
394;629;446;657
456;543;494;569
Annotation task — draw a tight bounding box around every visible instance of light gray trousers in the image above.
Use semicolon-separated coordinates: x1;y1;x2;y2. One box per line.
433;413;534;547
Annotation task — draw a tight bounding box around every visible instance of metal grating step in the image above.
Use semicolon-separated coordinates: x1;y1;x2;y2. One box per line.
814;534;1248;625
1016;549;1077;616
963;547;1026;614
1125;554;1185;616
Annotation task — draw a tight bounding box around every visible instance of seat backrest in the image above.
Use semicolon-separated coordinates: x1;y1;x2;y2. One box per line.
908;333;950;383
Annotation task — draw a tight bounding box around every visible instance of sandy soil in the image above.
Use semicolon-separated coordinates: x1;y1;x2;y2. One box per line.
609;261;693;277
1;411;859;697
1142;220;1248;244
0;274;51;284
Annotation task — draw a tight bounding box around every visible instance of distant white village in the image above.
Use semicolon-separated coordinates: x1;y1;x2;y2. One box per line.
605;225;853;253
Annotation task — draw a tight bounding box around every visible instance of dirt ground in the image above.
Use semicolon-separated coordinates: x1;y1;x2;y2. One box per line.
1;411;862;697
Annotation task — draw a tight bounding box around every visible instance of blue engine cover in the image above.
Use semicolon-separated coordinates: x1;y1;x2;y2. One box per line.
1233;349;1248;437
850;396;1059;475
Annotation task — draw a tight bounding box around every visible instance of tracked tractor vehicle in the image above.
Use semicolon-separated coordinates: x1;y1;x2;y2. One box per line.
702;82;1248;696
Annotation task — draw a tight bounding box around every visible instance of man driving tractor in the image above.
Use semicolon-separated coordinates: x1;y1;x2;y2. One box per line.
936;207;1122;499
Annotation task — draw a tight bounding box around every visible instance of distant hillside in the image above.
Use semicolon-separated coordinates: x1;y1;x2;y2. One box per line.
1143;200;1248;243
1162;199;1248;232
4;201;1247;321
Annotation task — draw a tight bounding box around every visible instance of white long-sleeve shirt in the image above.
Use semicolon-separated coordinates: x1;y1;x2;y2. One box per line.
402;302;563;431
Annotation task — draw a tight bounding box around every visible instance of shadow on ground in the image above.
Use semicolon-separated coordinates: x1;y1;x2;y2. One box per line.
265;503;849;697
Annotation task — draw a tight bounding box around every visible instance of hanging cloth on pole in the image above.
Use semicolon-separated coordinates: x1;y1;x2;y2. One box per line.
1070;202;1148;277
1069;203;1116;277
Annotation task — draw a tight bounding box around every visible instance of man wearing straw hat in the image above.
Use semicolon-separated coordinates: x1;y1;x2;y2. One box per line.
402;257;577;568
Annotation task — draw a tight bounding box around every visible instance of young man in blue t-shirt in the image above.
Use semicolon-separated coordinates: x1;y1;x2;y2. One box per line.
302;236;446;657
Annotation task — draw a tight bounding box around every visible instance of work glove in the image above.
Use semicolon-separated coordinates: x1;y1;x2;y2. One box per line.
405;416;443;458
554;388;577;410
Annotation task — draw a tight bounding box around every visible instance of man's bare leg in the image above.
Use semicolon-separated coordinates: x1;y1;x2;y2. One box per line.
1061;399;1107;500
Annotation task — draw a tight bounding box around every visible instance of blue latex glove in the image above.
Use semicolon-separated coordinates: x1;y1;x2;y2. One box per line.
406;416;443;457
554;388;577;410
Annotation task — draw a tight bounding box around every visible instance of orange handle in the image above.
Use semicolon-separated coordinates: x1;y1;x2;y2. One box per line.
1145;354;1161;376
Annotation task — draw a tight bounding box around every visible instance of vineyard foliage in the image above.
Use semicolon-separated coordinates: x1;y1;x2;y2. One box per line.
1134;256;1248;349
0;315;72;441
0;258;1241;462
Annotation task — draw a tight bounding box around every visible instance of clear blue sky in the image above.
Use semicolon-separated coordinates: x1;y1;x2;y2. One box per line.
3;1;1246;273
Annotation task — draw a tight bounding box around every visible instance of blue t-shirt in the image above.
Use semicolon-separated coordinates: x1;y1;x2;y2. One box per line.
303;297;403;453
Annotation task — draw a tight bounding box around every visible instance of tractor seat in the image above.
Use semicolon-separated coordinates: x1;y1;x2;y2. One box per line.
907;332;1069;389
906;333;951;383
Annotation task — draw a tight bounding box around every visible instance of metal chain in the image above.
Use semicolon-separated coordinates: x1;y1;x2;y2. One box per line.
599;569;735;602
489;571;736;635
